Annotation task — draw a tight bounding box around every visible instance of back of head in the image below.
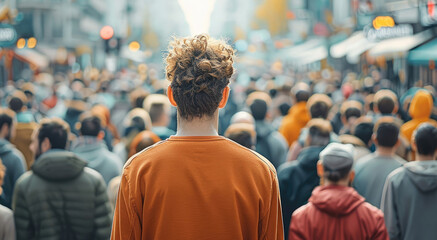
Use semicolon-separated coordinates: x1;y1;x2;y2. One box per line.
352;118;374;146
413;123;437;156
79;114;101;137
8;90;28;113
374;89;398;114
320;143;354;182
165;34;234;120
341;100;363;121
374;117;400;148
38;118;70;150
129;130;161;158
230;111;255;125
0;108;15;132
250;99;268;121
307;94;333;119
295;90;310;103
306;119;331;146
225;123;256;149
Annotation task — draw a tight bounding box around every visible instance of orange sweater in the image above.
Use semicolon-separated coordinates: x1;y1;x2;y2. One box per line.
111;135;284;240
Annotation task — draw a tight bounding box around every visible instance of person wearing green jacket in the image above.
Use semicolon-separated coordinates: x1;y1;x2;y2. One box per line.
12;117;112;240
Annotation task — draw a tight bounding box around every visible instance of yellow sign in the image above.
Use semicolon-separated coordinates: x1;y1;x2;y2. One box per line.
373;16;395;30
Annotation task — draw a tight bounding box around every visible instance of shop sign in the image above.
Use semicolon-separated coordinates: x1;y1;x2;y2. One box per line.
365;24;413;42
0;24;17;47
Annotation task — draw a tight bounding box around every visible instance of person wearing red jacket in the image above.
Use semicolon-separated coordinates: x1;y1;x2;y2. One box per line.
289;143;389;240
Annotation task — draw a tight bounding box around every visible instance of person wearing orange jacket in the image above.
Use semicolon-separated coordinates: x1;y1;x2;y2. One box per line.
279;84;311;147
401;90;437;143
111;34;284;240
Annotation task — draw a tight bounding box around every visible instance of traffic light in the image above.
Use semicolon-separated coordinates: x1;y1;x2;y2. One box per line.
104;37;121;54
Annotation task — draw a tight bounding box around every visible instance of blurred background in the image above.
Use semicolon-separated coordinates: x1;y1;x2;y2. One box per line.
1;0;437;93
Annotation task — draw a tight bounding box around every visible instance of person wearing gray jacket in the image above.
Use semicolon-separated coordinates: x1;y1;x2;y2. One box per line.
0;159;15;240
381;123;437;240
71;114;122;184
12;118;112;240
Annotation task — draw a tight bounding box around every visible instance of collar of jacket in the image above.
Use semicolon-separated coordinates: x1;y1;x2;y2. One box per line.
32;150;87;181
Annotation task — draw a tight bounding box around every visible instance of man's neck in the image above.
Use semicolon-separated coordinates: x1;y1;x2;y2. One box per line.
415;154;436;161
176;113;219;137
376;146;396;157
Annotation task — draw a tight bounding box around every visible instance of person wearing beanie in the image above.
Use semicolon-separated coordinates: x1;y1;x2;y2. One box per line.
401;90;437;144
382;123;437;240
289;143;389;240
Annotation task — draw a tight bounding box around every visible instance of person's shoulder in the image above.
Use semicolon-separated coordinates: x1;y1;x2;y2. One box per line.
124;140;168;169
278;161;299;177
385;166;407;184
0;204;13;217
292;202;314;219
83;167;106;185
359;202;385;222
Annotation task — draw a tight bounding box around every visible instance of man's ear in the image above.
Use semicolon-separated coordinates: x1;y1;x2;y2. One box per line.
97;130;105;140
317;161;324;178
349;170;355;183
219;86;230;109
167;86;177;107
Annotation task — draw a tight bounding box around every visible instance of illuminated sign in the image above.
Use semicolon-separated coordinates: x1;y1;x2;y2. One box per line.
0;24;17;47
373;16;395;30
365;24;413;42
420;0;437;26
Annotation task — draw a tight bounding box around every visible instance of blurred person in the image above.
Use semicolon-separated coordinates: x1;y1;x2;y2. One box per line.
373;90;399;118
0;159;16;240
401;90;437;144
12;118;112;240
64;92;88;136
287;93;336;161
279;83;311;147
91;104;121;150
248;92;288;168
339;117;374;162
224;123;256;149
143;94;175;140
8;91;38;169
112;108;152;163
0;108;25;209
111;34;283;240
339;100;363;135
289;143;389;240
278;119;331;239
353;118;406;208
382;123;437;240
71;114;123;185
108;130;161;212
230;111;255;125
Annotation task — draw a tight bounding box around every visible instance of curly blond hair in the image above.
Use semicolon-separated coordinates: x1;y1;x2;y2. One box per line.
165;34;235;120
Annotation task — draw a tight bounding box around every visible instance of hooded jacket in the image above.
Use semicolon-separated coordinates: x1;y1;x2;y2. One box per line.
279;102;310;146
278;146;324;240
71;136;122;184
290;185;389;240
0;139;25;208
255;120;288;169
381;161;437;240
12;150;112;240
401;90;437;143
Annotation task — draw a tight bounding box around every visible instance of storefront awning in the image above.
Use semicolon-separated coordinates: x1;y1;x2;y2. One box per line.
408;38;437;65
277;38;327;66
330;31;366;59
14;48;50;69
368;30;433;59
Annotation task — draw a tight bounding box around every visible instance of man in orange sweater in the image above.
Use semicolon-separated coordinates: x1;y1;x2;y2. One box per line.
111;34;284;240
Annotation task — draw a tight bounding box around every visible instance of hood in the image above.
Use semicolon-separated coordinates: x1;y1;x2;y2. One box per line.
288;102;310;124
32;150;87;181
255;120;274;138
0;139;13;155
409;90;433;119
297;146;325;170
309;185;364;216
404;161;437;192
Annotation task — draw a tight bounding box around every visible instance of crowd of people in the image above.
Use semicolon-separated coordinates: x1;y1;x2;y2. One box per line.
0;34;437;239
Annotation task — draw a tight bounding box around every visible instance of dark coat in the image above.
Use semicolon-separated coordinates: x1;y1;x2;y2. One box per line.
278;146;325;239
0;139;25;208
12;150;112;240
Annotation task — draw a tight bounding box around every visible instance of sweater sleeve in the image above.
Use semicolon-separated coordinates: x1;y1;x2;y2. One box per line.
381;175;400;240
259;172;284;240
12;178;32;240
94;177;113;240
111;173;142;240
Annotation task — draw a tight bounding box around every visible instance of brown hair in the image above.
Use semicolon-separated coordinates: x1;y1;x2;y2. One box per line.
165;34;235;120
